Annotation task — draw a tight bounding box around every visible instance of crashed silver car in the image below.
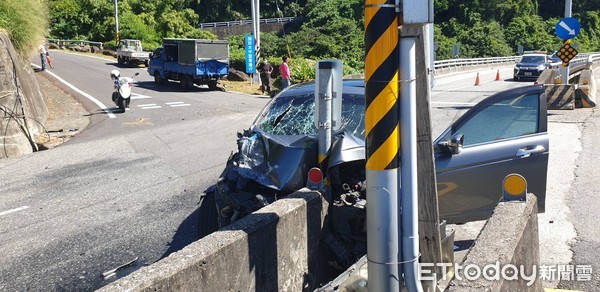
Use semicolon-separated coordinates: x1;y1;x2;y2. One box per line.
198;80;549;267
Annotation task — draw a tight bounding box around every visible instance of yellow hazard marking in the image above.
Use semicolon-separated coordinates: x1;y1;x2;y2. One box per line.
365;23;398;81
123;118;153;125
503;174;526;196
364;0;387;27
318;154;327;164
366;124;399;170
365;73;398;136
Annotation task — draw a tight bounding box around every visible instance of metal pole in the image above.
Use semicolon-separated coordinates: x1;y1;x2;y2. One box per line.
365;0;401;290
114;0;119;44
251;0;261;85
316;62;333;170
400;34;423;292
560;0;572;83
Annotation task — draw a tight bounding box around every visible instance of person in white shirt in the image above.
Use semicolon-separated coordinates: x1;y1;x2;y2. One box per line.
38;42;47;71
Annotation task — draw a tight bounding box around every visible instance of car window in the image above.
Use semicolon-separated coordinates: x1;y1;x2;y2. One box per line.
521;56;546;63
453;93;539;146
255;92;365;137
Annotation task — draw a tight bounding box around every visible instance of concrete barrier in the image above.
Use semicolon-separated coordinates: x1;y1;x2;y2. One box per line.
448;194;542;292
100;189;333;291
576;69;597;108
545;85;576;110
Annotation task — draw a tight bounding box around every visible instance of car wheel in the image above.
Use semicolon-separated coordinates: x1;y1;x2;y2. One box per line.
154;72;164;85
197;190;219;239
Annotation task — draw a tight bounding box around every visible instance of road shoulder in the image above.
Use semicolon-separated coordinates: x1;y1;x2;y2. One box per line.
34;72;90;149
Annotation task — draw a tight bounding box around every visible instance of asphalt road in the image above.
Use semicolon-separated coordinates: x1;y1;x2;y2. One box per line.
1;51;581;290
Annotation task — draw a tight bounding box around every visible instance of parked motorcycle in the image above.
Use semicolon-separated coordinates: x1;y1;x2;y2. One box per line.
111;70;139;112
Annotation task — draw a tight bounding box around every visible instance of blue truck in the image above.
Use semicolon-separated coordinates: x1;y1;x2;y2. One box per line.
148;38;229;91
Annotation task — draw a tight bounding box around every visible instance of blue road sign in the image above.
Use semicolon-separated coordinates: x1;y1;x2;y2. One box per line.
555;17;581;40
245;34;256;74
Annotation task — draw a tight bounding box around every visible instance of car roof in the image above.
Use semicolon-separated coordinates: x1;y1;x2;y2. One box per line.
522;54;547;57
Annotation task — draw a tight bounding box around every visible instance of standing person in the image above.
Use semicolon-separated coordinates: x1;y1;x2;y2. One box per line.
46;50;54;69
257;57;273;94
279;56;291;90
38;42;47;71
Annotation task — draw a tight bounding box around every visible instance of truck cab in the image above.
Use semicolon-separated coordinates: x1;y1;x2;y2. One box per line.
116;39;150;67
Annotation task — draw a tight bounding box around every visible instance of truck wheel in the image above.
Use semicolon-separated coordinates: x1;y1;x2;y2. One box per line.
117;56;124;65
197;191;219;239
208;81;218;91
180;76;190;90
154;72;165;85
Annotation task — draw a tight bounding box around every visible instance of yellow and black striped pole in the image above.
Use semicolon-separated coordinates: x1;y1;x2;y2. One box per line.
365;0;401;290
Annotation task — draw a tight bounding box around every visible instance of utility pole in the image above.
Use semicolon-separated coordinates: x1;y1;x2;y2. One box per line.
364;0;400;290
114;0;119;44
365;0;440;290
251;0;261;84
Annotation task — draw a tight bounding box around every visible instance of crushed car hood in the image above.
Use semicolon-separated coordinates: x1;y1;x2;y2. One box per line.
236;129;365;191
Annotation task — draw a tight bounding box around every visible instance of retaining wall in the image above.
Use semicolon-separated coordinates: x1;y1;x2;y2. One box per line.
0;31;48;158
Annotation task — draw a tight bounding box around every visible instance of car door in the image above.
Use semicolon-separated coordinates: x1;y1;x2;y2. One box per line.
434;85;549;223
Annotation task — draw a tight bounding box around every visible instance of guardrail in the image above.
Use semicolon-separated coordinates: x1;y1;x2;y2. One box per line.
433;56;520;70
46;39;103;49
433;53;600;76
199;17;302;28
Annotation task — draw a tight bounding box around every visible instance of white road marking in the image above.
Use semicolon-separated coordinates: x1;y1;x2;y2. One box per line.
0;206;29;217
131;93;152;99
165;102;191;107
137;103;162;109
30;63;116;118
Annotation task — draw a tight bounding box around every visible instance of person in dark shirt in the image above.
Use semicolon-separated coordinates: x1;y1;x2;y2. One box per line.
257;57;273;94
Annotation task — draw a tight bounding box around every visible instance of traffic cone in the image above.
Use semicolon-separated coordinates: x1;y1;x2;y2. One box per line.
495;69;500;81
474;73;480;85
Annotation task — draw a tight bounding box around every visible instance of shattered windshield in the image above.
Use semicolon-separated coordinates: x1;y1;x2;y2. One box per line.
255;93;365;138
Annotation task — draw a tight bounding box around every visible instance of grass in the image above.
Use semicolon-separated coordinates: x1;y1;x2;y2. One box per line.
0;0;48;57
221;79;279;96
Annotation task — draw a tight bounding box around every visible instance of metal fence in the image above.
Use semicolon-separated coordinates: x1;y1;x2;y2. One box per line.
199;17;302;28
46;39;104;49
433;56;520;70
433;52;600;72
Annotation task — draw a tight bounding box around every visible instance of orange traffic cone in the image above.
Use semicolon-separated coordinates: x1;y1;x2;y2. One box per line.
474;73;480;85
495;69;500;81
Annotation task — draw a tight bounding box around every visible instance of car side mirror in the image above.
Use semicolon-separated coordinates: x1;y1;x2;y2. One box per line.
149;53;153;59
439;133;464;155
